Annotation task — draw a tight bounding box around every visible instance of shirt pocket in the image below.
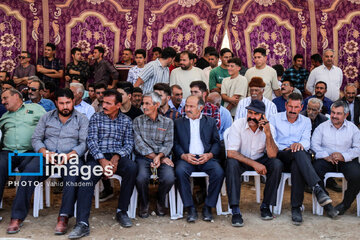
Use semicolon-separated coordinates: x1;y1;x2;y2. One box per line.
155;127;167;144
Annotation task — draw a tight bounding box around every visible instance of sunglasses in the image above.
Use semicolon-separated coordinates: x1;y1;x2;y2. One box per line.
29;87;39;92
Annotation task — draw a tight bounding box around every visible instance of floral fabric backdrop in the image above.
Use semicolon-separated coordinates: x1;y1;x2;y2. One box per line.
0;0;42;72
337;15;360;86
162;18;206;56
229;0;311;69
71;16;116;62
141;0;229;61
0;14;21;73
0;0;359;88
249;17;292;68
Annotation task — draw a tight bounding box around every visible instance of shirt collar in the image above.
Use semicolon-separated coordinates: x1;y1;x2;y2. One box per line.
185;113;203;120
321;64;334;70
330;119;348;129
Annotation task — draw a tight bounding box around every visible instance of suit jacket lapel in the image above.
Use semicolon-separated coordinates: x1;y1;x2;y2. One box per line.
200;117;206;143
184;118;190;147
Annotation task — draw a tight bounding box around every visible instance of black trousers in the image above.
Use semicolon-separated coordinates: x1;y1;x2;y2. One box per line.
135;155;175;207
226;155;283;207
76;153;137;225
313;158;360;208
175;159;224;208
277;150;320;207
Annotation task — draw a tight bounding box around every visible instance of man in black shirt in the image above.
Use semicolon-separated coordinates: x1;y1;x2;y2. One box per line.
196;46;216;70
116;81;143;120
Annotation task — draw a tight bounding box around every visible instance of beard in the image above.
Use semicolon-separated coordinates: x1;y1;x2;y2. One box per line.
59;108;73;117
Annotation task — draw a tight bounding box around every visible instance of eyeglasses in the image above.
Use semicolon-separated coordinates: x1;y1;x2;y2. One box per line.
29;87;39;92
19;56;27;59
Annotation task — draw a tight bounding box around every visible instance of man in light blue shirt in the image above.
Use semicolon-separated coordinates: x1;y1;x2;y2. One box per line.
312;100;360;215
70;83;95;120
168;85;186;114
25;79;55;112
270;92;338;225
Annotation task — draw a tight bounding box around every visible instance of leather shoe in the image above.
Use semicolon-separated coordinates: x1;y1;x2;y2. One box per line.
324;204;339;219
291;207;302;226
313;186;332;206
155;202;166;217
335;203;349;215
138;203;149;218
55;216;68;235
187;207;198;223
7;219;23;234
68;222;90;239
116;211;132;228
202;206;213;221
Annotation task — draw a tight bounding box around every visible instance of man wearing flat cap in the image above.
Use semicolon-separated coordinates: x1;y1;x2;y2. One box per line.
234;77;277;120
226;100;282;227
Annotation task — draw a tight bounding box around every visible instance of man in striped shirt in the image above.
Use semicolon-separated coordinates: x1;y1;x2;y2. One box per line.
134;47;176;93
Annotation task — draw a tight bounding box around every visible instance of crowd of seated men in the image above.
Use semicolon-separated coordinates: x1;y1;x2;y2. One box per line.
0;43;359;239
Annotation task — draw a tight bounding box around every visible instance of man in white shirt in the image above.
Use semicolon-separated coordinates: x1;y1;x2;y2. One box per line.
170;51;207;99
203;51;219;84
226;100;282;227
234;77;277;120
312;100;360;215
70;83;95;120
306;49;343;101
127;49;146;85
245;48;280;100
174;96;224;223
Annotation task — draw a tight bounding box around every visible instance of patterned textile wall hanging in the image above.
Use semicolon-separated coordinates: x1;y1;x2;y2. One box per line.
229;0;311;69
0;0;42;72
141;0;229;61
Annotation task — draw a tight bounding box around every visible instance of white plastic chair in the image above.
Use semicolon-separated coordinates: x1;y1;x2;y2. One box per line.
272;172;291;215
33;174;100;217
312;172;359;216
176;172;231;219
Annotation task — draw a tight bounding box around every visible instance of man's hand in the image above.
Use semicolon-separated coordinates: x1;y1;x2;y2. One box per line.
161;157;174;167
181;153;198;165
99;158;114;177
197;153;213;165
229;96;240;105
290;143;304;152
69;69;79;75
259;115;270;134
324;156;337;165
110;154;120;172
252;161;267;175
331;152;345;162
65;75;71;82
151;154;161;168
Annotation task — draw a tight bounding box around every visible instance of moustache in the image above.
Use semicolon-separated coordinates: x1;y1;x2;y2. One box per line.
247;117;259;124
186;111;193;115
289;111;297;115
281;88;285;91
332;117;339;120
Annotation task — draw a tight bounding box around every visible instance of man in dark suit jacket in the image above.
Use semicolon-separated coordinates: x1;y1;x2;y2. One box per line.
174;95;224;223
342;84;359;127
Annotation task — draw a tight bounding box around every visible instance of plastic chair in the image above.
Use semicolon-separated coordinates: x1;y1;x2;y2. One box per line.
272;172;291;215
176;172;231;219
312;172;359;216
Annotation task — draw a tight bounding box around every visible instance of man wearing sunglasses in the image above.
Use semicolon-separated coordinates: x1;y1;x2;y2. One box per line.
13;51;36;91
24;79;55;112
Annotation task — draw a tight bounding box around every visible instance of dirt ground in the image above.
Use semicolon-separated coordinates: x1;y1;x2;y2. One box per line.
0;179;359;240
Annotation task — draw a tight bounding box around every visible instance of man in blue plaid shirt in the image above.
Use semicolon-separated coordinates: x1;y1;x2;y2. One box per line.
282;54;309;93
69;89;137;239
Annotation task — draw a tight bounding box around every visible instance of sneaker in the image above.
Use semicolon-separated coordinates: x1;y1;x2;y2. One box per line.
99;189;114;202
313;186;332;206
260;207;273;220
68;222;90;239
231;214;244;227
291;207;302;226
